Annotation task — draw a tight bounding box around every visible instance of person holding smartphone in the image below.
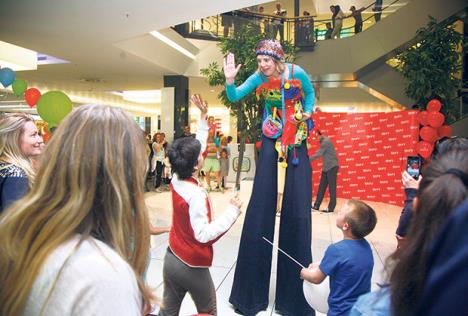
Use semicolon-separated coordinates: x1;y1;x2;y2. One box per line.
395;136;468;248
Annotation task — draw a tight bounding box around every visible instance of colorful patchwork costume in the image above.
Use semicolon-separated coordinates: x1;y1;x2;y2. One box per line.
226;40;316;316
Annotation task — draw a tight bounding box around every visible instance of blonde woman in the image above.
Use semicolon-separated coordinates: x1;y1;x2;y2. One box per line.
224;39;315;315
0;113;40;213
0;105;155;315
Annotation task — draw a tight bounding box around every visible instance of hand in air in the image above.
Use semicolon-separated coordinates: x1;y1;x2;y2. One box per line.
223;53;242;83
190;94;208;116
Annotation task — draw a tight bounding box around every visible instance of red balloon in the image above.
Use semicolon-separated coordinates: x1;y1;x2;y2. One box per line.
24;88;41;107
415;141;434;159
419;126;438;143
426;99;442;112
255;140;262;149
427;111;445;128
417;111;429;126
438;125;452;138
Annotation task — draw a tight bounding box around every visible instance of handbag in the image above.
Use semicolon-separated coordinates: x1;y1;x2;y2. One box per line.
262;107;282;139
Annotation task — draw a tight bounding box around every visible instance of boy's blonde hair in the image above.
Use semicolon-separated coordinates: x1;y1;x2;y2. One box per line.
345;199;377;239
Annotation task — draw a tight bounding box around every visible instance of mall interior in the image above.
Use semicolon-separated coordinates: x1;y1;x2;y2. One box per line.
0;0;467;315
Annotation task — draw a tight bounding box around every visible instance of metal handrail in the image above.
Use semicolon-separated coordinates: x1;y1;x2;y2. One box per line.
173;0;407;46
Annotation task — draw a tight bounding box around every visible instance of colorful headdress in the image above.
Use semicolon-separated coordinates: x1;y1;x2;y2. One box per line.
255;39;285;62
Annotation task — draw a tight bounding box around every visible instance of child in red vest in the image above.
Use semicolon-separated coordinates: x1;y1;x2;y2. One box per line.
159;95;242;316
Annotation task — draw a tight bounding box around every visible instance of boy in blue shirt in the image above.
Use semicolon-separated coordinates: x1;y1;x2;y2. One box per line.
301;199;377;316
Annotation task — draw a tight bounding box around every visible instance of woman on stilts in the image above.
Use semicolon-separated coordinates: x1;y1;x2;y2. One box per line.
225;39;315;316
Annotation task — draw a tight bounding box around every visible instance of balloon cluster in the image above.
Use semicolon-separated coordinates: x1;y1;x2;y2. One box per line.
415;99;452;159
0;66;72;128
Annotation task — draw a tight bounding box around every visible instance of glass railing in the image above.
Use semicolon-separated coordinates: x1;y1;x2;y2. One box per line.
173;0;408;49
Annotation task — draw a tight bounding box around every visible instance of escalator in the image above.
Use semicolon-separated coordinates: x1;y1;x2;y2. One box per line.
296;0;467;78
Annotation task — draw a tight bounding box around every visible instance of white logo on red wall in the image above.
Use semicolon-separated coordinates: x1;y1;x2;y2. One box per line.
309;111;419;206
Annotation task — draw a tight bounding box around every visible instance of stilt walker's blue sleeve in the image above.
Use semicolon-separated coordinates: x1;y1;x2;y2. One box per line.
225;72;262;102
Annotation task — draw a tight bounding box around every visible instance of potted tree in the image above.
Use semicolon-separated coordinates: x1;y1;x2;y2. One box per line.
396;16;465;123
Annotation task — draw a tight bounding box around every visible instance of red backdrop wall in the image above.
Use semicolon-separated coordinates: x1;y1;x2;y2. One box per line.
308;110;419;206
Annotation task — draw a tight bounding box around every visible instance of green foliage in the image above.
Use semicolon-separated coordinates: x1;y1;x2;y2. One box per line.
396;17;465;122
200;24;296;142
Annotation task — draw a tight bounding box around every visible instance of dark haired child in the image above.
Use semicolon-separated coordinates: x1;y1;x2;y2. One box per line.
159;95;242;316
301;199;377;316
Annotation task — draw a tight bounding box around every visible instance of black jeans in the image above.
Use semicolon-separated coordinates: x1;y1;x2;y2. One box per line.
153;161;164;188
313;166;339;212
355;22;362;34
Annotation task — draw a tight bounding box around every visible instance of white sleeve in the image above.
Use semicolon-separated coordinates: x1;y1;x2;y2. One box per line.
189;191;241;244
196;117;209;155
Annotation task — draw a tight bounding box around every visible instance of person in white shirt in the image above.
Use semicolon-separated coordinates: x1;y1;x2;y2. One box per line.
272;2;287;41
0;104;156;316
330;5;345;39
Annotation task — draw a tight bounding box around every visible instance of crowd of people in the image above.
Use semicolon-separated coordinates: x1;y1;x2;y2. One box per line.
217;1;384;43
145;121;232;194
0;38;467;316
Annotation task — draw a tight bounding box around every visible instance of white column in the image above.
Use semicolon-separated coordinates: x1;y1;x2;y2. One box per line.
160;87;175;143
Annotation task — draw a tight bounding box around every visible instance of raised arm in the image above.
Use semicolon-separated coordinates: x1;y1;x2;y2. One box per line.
191;94;209;154
224;53;262;102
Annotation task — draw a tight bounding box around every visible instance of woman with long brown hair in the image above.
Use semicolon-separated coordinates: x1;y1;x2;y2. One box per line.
0;113;40;213
350;149;468;315
0;105;155;315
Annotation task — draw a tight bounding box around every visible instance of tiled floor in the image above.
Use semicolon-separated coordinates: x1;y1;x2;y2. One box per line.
146;180;399;316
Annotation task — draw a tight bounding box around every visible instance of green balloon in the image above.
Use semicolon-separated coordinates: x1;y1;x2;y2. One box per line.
37;91;73;126
12;79;28;97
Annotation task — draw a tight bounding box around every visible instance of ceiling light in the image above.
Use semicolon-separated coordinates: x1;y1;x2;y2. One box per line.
122;90;161;104
149;31;196;59
37;53;69;65
0;41;37;71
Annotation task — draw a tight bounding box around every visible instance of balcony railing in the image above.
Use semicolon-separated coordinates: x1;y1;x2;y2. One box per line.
173;0;407;50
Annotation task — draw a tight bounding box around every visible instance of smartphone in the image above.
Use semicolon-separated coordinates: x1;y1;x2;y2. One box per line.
406;156;421;180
